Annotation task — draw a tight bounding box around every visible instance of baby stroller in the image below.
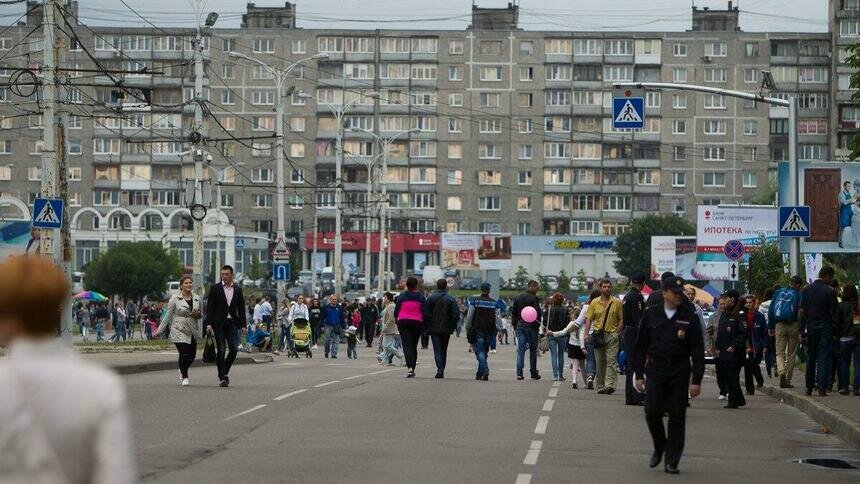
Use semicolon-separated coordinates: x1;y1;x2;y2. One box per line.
290;318;313;358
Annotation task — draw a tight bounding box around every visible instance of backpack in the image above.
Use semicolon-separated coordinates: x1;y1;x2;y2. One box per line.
772;288;797;322
432;296;452;331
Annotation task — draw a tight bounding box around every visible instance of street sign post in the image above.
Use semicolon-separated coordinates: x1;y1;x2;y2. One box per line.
612;88;645;130
723;240;745;261
32;197;63;229
728;261;739;282
778;206;811;238
273;262;291;281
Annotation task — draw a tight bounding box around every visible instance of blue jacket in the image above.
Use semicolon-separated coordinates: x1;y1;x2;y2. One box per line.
247;327;271;346
423;290;460;335
322;303;345;327
747;310;769;354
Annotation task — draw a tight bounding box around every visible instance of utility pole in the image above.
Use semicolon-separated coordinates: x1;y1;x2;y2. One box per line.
39;0;57;258
191;19;205;300
57;29;72;340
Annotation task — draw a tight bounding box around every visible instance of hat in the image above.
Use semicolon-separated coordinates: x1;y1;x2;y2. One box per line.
630;272;647;284
720;289;740;300
660;271;676;282
661;276;685;294
790;275;803;285
480;282;492;293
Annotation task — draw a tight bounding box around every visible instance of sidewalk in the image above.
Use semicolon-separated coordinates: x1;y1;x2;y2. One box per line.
81;350;273;375
760;368;860;449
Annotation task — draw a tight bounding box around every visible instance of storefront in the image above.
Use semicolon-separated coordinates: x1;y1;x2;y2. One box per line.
301;232;440;277
506;236;618;279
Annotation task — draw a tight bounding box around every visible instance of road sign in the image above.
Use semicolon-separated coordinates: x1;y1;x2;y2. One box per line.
235;238;245;249
779;206;811;238
723;240;745;261
612;89;645;130
728;261;739;281
32;198;63;229
272;237;291;262
272;263;291;281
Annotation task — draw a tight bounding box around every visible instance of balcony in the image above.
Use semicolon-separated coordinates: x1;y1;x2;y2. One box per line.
544;104;571;116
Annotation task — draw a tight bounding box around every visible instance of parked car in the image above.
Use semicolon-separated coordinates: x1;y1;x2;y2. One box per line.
458;277;480;291
287;284;309;299
71;271;84;294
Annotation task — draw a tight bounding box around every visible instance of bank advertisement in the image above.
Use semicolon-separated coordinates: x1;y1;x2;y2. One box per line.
650;236;698;281
441;233;512;270
695;205;778;281
0;221;36;259
778;161;860;253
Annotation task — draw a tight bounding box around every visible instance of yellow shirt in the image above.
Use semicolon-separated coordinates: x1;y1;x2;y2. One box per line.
585;296;623;333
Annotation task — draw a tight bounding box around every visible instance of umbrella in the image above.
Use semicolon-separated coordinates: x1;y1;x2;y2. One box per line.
683;284;714;306
73;291;108;302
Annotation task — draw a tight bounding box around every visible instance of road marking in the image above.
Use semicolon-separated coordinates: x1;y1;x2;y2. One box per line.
225;404;266;421
534;415;550;434
548;387;559;398
542;399;554;412
552;381;561;387
278;362;301;366
273;389;307;401
325;363;345;366
344;374;365;380
369;369;395;375
515;473;532;484
314;380;340;388
523;440;542;465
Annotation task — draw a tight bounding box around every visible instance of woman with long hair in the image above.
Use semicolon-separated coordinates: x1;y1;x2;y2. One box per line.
554;290;599;389
276;297;291;353
545;292;569;381
154;276;203;386
379;292;404;365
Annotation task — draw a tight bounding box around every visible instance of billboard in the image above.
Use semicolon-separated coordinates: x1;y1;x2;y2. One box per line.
0;221;37;259
441;233;512;270
778;161;860;253
695;205;778;281
650;236;698;281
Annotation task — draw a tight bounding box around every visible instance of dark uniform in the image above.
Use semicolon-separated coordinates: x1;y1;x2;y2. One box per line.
715;290;747;408
622;274;647;406
465;286;500;380
632;277;704;474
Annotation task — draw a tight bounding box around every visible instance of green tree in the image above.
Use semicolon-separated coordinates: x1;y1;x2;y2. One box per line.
613;214;695;278
535;272;550;295
824;253;860;286
740;236;786;298
512;265;530;291
557;269;571;292
84;242;182;300
748;179;777;206
248;253;264;280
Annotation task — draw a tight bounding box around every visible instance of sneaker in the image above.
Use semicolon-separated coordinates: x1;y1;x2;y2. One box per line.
572;383;578;389
435;372;444;379
718;394;726;400
219;379;228;388
481;374;489;381
605;387;615;395
559;376;566;382
181;378;190;387
517;375;525;381
530;373;541;381
491;349;496;354
407;370;415;378
586;379;594;390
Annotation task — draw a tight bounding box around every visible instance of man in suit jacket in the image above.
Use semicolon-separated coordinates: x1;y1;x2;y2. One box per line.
206;265;246;387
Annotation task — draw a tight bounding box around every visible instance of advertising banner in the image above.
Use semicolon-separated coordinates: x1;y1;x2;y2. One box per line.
442;233;512;270
650;236;698;280
695;205;778;281
0;221;36;259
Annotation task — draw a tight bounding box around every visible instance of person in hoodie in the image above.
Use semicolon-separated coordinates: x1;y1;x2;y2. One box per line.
423;279;460;379
322;294;346;359
394;277;427;378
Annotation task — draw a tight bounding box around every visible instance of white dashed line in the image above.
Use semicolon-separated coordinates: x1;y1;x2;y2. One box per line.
325;363;345;366
273;389;307;401
542;399;554;412
523;440;542;465
314;380;340;388
552;381;561;387
548;387;559;398
369;369;395;375
515;473;532;484
225;404;266;421
278;362;301;366
534;415;550;434
344;374;365;380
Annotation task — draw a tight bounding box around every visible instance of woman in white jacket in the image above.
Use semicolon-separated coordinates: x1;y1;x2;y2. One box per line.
284;295;309;354
154;276;202;386
552;290;600;389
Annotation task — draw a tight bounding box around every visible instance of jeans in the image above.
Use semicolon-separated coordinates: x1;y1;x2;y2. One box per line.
839;337;860;391
594;333;620;391
805;329;833;392
398;321;423;371
279;323;293;352
380;334;404;363
111;321;126;342
175;338;197;379
516;325;539;376
430;333;451;373
95;322;105;341
420;331;429;349
474;331;491;377
348;344;358;359
500;329;509;344
214;327;239;381
324;325;342;358
585;340;596;377
548;334;567;379
489;331;497;350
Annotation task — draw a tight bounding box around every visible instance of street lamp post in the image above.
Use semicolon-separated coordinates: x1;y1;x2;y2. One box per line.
228;51;327;305
612;81;798;275
345;151;383;295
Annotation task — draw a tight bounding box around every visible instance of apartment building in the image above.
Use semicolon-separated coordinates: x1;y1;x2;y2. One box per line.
0;1;844;278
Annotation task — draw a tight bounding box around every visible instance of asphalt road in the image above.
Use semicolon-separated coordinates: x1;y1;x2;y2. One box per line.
125;339;860;483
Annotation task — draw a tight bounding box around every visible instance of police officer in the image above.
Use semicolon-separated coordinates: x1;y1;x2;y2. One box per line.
464;283;500;381
633;276;704;475
623;273;647;406
715;289;747;409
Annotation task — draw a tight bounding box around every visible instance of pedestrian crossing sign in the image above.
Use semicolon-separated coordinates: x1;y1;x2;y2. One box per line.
778;206;810;238
32;197;63;229
612;95;645;129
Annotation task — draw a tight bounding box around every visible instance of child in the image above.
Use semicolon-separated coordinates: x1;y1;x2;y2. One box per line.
346;325;358;359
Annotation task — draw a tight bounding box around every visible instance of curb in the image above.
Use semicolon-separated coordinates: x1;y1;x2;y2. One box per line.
761;382;860;449
109;353;274;375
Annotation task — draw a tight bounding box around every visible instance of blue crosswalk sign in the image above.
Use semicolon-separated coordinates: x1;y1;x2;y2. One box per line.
273;263;291;281
32;198;63;229
612;96;645;129
779;206;810;237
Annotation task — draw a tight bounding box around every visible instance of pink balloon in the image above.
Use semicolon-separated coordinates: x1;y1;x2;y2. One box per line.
520;306;538;323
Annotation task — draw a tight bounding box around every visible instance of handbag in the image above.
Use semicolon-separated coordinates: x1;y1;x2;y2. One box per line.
202;334;216;363
590;301;614;349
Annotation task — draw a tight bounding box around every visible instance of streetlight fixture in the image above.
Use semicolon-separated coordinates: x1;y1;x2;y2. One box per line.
227;51;327;305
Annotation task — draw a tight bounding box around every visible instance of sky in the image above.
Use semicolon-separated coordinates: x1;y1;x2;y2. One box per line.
0;0;829;32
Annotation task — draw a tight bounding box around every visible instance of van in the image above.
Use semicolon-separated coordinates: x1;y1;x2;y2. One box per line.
167;281;180;295
71;272;84;294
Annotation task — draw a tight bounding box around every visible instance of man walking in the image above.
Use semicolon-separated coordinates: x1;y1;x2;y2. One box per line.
716;290;747;408
423;279;460;379
633;276;704;475
360;297;380;348
322;295;346;358
768;275;803;389
512;280;543;380
587;278;623;394
206;265;246;387
465;282;499;381
799;267;839;396
623;273;647;405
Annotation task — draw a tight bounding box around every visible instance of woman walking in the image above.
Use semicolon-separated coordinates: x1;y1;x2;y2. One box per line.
309;298;322;349
379;292;405;365
394;277;426;378
276;298;291;353
289;295;310;353
552;301;590;388
545;292;570;381
153;276;202;386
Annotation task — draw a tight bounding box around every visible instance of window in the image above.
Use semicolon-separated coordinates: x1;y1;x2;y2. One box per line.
841;19;860;37
412;116;436;132
291;91;306;106
572;91;600;105
545;116;571;132
744;146;758;161
519;144;533;160
479;92;502;107
251;116;274;132
93;138;120;155
253;220;272;234
411;38;437;53
318;37;343;53
291;39;306;54
251;143;271;157
411;64;436;79
673;43;687;57
448;93;464;107
518;93;533;108
517;197;531;211
743;68;758;84
449;40;464;54
478;171;502;185
637;170;659;186
447;196;462;211
704;68;727;83
574;39;602;55
410;167;436;184
516;223;531;236
672;172;686;187
252;168;273;183
545;39;572;55
544;168;569;185
745;42;759;57
705;42;727;57
742;173;758;188
290;117;305;133
218;167;236;184
519;66;534;81
253;38;275;53
672;120;686;135
645;92;661;108
479;66;504;82
447;169;462;185
770;118;789;135
799;67;827;83
604;39;632;56
447;144;462;159
673;67;687;83
517;170;532;185
68;141;82;155
0;140;11;154
251;90;275;106
252;194;272;208
409;193;435;209
290;143;305;158
519;41;533;55
545;90;570;106
448;66;462;81
704;94;726;109
409;141;436;158
380;38;408;53
743;120;758;135
797;92;828;110
703;172;726;187
672;94;687;109
703;120;726;135
220;90;234;105
27;166;41;181
797;119;828;134
479;118;502;133
603;65;633;82
447;118;462;133
479;144;501;159
546;65;571;81
703;146;726;161
479;40;502;55
544;143;570;159
517;118;533;133
479;196;501;211
673;146;687;161
603;195;631;211
799;144;827;160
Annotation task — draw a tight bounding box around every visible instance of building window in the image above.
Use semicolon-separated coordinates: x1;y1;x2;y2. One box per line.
743;120;758;135
479;144;501;159
447;144;462;159
479;92;502;107
742;173;758;188
252;194;272;208
447;196;462;211
479;66;503;82
673;198;686;215
745;42;759;57
220;90;234;105
703;172;726;187
479;196;501;211
704;68;727;83
448;118;462;133
448;66;462;81
672;94;687;109
253;38;275;54
252;168;273;183
704;94;726;109
744;68;758;84
291;39;306;54
518;170;532;185
478;170;502;185
703;146;726;161
672;172;686;187
516;222;531;236
519;66;534;81
673;43;687;57
519;144;533;160
673;67;687;83
447;169;462;185
519;41;533;55
672;120;686;135
703;120;726;135
517;197;531;211
449;40;464;54
705;42;727;57
603;195;631;211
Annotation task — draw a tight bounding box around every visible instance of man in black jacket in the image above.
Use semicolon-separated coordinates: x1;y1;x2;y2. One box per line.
715;290;747;408
423;279;460;379
512;280;542;380
623;273;647;405
359;298;380;347
464;282;499;381
206;265;247;387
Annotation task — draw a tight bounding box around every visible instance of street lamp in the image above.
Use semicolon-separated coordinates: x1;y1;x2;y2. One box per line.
349;127;418;293
298;90;379;297
228;51;327;305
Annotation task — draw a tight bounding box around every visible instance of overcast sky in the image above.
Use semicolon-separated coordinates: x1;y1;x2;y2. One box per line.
0;0;828;32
